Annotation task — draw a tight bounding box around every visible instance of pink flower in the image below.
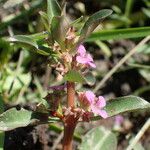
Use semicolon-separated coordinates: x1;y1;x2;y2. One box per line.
115;115;124;125
78;91;108;118
76;45;96;68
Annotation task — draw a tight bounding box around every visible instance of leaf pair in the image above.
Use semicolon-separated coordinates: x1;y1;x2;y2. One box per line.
0;96;149;131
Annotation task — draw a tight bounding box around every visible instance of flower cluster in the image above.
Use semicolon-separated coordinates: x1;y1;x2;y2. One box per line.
78;91;108;118
48;28;107;121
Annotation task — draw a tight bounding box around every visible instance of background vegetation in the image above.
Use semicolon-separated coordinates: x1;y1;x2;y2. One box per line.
0;0;150;149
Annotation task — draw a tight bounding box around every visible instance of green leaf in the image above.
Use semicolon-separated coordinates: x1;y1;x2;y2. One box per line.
39;11;50;31
131;142;145;150
0;107;60;131
139;69;150;82
128;63;150;70
29;32;49;41
51;16;69;47
7;32;48;42
8;33;54;56
64;70;84;83
47;0;61;24
70;16;84;27
0;108;32;131
36;46;55;56
83;72;96;86
87;27;150;41
92;96;150;121
142;8;150;18
9;35;38;49
133;144;145;150
79;126;117;150
0;95;4;150
79;9;112;41
3;73;31;91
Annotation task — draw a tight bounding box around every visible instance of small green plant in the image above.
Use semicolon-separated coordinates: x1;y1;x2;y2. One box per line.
0;1;150;150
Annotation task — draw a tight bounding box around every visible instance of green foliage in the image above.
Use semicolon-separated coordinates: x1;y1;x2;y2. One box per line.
47;0;61;24
51;15;69;47
2;72;31;91
64;71;96;85
92;96;150;121
130;141;145;150
87;27;150;41
0;1;150;149
79;126;117;150
9;35;39;49
0;38;12;70
39;11;50;31
83;72;96;86
64;70;84;83
0;108;32;131
139;69;150;82
8;34;55;56
27;32;49;41
79;9;112;42
0;107;60;131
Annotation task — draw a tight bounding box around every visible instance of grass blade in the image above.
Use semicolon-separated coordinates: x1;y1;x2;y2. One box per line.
87;27;150;41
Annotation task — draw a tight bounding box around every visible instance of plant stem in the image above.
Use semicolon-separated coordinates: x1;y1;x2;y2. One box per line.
63;124;76;150
63;81;76;150
67;81;75;107
49;124;81;142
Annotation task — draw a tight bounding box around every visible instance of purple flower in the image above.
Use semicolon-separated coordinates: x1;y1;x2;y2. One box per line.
115;115;124;125
90;96;108;119
76;45;96;68
78;91;108;118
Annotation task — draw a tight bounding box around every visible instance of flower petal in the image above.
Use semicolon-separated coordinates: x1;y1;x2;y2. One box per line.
85;91;95;103
115;115;124;125
88;61;96;68
76;56;88;64
86;54;94;61
77;45;86;56
91;104;100;114
97;96;106;108
97;110;108;118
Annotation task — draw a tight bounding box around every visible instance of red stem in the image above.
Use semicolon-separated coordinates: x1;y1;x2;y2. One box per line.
63;81;76;150
66;81;75;107
63;123;76;150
